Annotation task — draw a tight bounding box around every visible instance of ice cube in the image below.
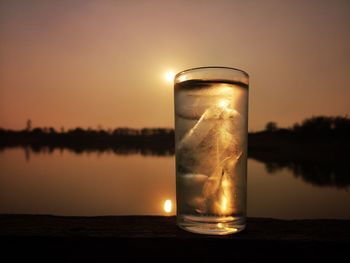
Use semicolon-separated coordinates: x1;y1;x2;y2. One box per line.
177;103;244;214
198;156;238;214
177;103;244;175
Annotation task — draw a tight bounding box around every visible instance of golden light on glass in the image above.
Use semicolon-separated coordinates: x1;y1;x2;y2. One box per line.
220;196;228;212
178;74;187;82
217;85;233;95
218;99;230;109
163;199;172;213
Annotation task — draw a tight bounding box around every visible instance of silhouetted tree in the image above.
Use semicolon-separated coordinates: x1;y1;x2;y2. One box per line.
265;122;278;132
32;128;44;134
141;128;153;136
293;116;350;137
26;119;32;131
49;127;56;134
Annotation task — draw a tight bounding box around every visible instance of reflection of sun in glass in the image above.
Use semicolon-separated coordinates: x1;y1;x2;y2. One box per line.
221;196;228;213
218;99;230;109
163;199;172;213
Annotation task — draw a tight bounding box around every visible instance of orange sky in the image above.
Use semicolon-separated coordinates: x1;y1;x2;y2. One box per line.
0;0;349;131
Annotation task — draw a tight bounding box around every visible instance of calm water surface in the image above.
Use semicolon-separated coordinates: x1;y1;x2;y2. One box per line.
0;148;349;219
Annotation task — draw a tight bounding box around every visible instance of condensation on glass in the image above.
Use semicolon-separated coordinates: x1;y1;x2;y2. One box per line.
174;67;249;235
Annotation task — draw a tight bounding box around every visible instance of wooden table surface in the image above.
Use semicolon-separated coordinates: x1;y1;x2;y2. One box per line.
1;214;349;261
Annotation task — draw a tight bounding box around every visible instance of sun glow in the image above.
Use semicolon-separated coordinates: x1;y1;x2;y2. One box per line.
163;199;172;213
165;71;175;83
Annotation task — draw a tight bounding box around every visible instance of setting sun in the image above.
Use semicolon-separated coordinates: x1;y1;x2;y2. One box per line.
165;71;175;83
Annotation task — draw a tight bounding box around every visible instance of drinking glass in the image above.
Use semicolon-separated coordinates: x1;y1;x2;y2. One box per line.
174;66;249;235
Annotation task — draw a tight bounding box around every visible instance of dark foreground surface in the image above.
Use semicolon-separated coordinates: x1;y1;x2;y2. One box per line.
0;215;349;262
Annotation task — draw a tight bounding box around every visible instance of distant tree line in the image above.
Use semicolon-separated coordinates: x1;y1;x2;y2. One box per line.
0;115;349;154
2;115;349;137
263;116;350;138
249;116;350;153
0;126;175;156
292;116;350;137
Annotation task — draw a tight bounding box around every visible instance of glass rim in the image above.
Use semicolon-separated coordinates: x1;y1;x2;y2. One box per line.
174;66;249;79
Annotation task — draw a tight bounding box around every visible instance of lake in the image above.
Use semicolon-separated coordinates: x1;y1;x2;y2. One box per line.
0;147;349;219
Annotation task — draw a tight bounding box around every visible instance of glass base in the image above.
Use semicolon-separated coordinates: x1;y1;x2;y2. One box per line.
177;214;246;235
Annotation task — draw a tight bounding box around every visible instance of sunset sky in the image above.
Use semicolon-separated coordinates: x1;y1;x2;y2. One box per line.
0;0;349;131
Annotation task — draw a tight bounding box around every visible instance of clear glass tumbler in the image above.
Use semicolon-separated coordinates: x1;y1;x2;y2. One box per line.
174;66;249;235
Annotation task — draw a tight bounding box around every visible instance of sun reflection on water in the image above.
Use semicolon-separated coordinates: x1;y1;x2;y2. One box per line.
163;199;172;213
